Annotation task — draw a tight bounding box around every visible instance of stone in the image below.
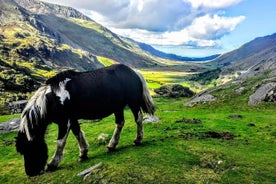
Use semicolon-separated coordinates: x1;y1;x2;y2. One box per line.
154;84;194;98
143;115;159;123
0;118;21;133
235;87;245;94
248;82;276;105
184;94;217;107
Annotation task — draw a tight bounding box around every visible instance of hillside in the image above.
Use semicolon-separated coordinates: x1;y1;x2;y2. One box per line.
211;33;276;80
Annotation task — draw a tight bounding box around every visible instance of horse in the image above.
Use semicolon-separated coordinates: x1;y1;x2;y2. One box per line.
15;64;155;176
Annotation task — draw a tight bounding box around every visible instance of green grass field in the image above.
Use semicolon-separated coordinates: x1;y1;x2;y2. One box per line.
0;96;276;183
0;71;276;183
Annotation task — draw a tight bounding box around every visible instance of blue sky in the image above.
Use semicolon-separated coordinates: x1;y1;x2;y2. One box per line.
42;0;276;57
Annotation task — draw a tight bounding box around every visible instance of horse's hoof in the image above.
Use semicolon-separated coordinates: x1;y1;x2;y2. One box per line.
46;164;58;172
133;140;142;146
106;147;116;153
78;155;88;162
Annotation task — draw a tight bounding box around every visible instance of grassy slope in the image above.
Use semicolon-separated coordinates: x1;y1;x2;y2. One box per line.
0;73;276;183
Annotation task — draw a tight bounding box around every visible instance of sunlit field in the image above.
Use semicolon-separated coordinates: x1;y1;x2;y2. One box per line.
1;81;276;183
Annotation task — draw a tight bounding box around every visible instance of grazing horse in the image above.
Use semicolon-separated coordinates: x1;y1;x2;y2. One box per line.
15;64;155;176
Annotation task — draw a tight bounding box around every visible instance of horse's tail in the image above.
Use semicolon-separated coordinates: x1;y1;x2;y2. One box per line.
19;86;51;141
136;71;155;115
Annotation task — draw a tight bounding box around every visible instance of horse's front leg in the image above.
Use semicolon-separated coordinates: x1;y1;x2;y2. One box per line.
47;120;70;171
70;119;89;162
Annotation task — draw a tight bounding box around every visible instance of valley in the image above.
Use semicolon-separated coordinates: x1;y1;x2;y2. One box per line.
0;0;276;183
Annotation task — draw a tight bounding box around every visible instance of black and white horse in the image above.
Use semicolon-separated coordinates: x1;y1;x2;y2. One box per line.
15;64;155;176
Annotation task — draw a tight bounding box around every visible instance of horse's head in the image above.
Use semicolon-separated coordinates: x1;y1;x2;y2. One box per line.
16;129;48;176
15;86;51;176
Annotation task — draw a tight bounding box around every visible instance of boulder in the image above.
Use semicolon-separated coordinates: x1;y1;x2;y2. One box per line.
269;70;276;78
143;115;159;123
184;94;217;107
235;87;245;94
248;82;276;105
0;118;21;133
154;84;194;98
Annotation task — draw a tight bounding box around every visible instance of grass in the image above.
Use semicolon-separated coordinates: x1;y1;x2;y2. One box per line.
0;70;276;183
0;95;276;183
97;56;118;67
139;70;205;93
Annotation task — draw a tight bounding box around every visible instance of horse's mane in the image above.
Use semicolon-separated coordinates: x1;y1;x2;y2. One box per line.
19;70;78;141
46;70;78;90
19;86;51;141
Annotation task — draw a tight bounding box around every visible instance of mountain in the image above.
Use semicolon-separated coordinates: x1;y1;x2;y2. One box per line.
135;40;220;62
1;0;167;70
184;33;276;86
211;33;276;79
0;0;102;71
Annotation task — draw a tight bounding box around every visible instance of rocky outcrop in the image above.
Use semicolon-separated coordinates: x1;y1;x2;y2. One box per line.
248;82;276;105
0;118;20;133
154;84;194;98
184;93;217;107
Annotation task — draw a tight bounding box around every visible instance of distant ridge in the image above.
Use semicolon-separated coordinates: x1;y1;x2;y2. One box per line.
133;40;220;62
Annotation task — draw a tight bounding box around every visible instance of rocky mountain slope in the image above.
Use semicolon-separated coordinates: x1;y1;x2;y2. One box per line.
186;33;276;107
1;0;168;70
211;33;276;80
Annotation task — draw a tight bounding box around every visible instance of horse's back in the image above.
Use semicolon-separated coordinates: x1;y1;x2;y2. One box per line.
65;64;143;119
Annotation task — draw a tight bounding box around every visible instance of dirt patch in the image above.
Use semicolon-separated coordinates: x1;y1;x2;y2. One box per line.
228;114;243;119
1;139;15;146
247;122;256;127
175;118;202;124
204;131;234;140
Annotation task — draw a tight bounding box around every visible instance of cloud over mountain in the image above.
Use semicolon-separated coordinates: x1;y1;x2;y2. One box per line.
42;0;245;49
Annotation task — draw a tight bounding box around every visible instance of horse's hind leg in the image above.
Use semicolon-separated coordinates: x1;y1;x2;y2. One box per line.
70;119;89;161
133;110;143;146
107;110;125;152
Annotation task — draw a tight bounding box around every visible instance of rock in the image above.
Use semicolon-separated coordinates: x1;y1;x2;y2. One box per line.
0;118;21;133
143;115;159;123
184;94;217;107
154;84;194;98
77;162;103;177
97;133;109;145
235;87;245;94
248;82;276;105
268;70;276;78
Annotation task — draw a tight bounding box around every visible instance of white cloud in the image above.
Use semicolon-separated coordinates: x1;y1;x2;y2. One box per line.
186;14;246;40
111;14;245;48
184;0;243;9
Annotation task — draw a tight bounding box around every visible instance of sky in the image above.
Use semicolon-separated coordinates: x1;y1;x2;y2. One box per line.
41;0;276;57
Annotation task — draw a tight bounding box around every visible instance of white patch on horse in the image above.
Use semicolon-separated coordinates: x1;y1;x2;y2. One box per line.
55;78;71;105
